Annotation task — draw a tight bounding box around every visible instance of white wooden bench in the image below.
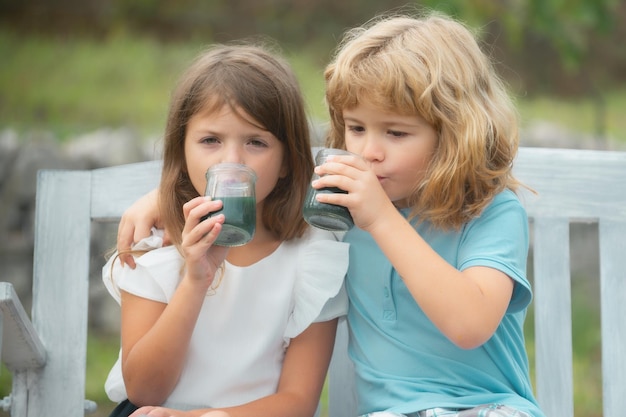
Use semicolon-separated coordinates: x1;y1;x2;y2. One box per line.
1;147;625;417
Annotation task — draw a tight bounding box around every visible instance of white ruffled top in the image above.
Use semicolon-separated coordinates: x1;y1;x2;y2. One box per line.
102;226;349;410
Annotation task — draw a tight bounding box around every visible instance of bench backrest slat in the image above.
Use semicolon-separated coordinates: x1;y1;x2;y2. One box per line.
30;170;92;416
599;219;626;417
532;218;574;417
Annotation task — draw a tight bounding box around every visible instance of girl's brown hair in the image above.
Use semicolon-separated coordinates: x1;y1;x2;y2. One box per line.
325;12;523;230
160;42;314;246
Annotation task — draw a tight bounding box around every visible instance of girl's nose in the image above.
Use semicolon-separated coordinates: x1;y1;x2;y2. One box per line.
222;146;244;164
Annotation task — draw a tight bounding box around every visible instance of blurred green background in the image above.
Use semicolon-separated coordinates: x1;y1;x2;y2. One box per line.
1;0;624;416
1;0;626;143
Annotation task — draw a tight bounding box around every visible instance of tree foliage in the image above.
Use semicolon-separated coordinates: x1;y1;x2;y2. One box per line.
421;0;619;71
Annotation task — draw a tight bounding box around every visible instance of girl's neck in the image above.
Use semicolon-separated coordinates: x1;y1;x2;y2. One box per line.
226;223;281;267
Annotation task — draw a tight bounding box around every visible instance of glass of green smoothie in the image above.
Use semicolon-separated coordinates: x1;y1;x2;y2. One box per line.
204;163;257;247
302;148;354;232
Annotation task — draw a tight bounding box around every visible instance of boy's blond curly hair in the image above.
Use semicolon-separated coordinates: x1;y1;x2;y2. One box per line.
325;12;523;230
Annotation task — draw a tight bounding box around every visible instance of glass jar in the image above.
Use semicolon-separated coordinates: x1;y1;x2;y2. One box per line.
204;163;257;246
302;148;354;232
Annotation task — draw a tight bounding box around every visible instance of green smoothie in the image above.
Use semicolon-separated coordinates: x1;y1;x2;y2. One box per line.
210;196;256;246
302;186;354;231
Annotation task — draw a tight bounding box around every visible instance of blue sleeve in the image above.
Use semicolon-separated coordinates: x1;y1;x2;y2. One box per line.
458;190;532;313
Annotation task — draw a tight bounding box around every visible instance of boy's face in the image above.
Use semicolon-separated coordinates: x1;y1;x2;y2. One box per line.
342;102;437;207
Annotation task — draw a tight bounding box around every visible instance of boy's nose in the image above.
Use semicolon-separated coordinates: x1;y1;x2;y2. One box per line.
360;137;384;162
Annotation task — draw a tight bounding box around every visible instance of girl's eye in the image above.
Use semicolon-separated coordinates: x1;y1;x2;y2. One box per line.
247;138;268;147
200;136;220;144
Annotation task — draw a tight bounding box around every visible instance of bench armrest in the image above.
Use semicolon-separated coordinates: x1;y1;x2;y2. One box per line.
0;282;46;371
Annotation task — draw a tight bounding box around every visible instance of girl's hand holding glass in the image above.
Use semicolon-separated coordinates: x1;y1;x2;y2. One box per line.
180;196;229;290
203;163;257;246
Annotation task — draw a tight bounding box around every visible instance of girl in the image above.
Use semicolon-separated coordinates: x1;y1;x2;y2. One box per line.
103;43;348;417
314;12;545;417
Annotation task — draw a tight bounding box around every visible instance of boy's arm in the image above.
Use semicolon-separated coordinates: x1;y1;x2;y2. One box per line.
367;208;514;349
315;154;514;349
117;188;163;268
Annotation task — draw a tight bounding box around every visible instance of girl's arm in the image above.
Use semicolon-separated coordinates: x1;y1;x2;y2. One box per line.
121;285;203;405
315;155;513;349
130;319;338;417
223;319;337;417
121;196;228;405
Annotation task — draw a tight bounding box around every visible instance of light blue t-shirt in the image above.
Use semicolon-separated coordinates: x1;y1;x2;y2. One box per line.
344;189;545;417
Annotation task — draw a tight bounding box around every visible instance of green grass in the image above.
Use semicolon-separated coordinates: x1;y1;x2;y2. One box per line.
0;31;177;139
85;333;121;417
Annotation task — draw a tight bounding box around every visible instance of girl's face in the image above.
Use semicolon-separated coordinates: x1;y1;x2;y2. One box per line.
343;101;438;207
184;105;286;208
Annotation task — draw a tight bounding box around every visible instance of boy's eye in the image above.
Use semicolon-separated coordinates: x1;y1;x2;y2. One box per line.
388;130;406;137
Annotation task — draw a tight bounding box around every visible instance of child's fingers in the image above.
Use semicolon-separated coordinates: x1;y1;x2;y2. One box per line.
116;217;138;268
118;252;136;269
314;154;365;179
183;196;222;222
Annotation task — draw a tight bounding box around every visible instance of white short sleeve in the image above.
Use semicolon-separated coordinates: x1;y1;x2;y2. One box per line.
284;228;349;339
102;228;184;305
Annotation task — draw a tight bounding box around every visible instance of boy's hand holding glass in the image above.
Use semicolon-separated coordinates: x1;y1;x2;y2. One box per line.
303;148;356;232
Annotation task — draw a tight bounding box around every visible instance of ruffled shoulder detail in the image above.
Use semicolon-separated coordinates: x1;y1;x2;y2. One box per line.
102;228;184;305
284;228;349;340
